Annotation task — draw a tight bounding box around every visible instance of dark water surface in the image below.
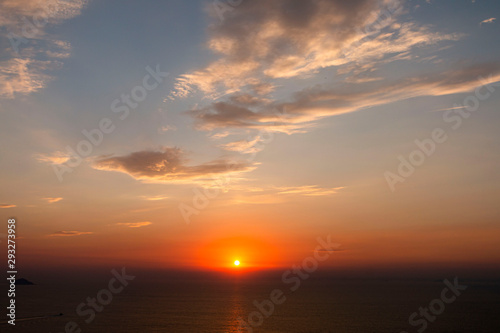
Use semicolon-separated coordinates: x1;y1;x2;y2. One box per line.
2;278;499;332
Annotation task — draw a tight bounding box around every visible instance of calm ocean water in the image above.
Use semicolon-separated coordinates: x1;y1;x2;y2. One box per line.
2;278;499;332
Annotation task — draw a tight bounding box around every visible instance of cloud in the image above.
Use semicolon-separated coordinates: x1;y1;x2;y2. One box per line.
276;185;345;196
35;151;71;165
209;131;232;139
186;101;311;134
170;0;459;99
0;0;87;29
49;230;93;237
219;136;264;154
0;58;54;99
230;184;344;205
168;0;482;146
140;195;169;201
0;0;88;99
431;106;467;112
480;17;496;26
187;63;500;132
0;204;16;209
158;125;177;133
91;147;256;184
116;221;152;228
45;39;72;58
43;197;63;203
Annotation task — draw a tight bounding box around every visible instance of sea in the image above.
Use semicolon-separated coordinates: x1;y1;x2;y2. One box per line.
1;275;499;332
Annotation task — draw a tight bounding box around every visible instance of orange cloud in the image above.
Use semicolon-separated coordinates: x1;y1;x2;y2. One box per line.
49;231;93;237
140;195;169;201
219;137;264;154
276;185;345;196
480;17;496;26
43;197;63;203
0;0;87;28
35;151;71;165
116;222;152;228
0;204;16;209
0;58;53;99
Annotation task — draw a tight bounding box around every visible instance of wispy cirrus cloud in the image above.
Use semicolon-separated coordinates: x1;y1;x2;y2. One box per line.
91;146;256;184
276;185;345;196
218;136;264;154
0;0;88;99
140;195;169;201
35;151;71;165
169;0;459;100
0;204;16;209
0;58;56;99
166;0;483;152
116;221;152;228
231;184;344;205
43;197;63;203
188;63;500;132
480;17;496;26
49;230;93;237
0;0;88;30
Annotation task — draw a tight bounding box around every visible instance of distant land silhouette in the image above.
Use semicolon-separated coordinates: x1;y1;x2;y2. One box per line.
15;278;34;285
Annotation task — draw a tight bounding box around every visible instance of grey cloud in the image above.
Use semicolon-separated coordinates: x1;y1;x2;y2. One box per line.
92;147;256;183
187;63;500;131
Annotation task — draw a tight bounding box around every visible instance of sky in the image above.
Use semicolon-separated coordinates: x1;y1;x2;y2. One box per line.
1;0;499;277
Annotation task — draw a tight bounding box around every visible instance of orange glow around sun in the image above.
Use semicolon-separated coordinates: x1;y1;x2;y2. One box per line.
196;236;280;271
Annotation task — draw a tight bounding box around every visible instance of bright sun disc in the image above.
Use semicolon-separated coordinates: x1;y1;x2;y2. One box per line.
234;260;240;266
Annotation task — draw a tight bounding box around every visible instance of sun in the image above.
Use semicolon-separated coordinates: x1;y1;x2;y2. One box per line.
234;260;240;266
